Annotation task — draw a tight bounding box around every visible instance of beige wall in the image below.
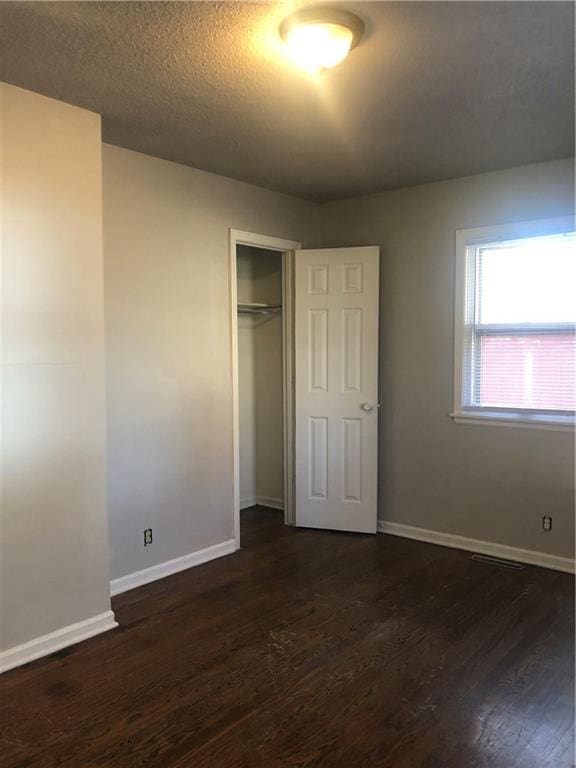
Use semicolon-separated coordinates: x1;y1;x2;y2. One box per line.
0;84;112;651
103;145;318;579
320;158;575;559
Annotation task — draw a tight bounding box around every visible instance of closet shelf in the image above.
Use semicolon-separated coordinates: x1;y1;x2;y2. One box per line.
237;303;282;316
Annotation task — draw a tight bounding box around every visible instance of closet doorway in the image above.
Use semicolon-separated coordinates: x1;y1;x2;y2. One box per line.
230;232;381;548
230;230;301;547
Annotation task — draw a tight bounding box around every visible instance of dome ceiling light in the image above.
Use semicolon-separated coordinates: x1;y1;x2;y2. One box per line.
279;7;365;74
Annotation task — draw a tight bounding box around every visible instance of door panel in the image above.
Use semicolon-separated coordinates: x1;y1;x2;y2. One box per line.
294;246;379;533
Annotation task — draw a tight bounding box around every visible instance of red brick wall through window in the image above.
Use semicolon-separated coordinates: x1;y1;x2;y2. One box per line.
479;333;576;410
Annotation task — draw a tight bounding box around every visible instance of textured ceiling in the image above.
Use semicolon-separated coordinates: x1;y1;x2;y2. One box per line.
0;1;573;201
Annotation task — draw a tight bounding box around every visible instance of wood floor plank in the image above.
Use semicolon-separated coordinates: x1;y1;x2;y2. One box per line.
0;507;573;768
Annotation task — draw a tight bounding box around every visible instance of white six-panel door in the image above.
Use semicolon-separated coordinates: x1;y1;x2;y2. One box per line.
294;247;380;533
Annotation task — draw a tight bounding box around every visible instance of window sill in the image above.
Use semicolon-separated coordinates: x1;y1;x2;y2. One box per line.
450;411;575;432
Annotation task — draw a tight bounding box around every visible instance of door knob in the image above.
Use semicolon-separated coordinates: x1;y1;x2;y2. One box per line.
360;402;374;412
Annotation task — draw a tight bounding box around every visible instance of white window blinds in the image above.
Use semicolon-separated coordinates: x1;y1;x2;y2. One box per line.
460;231;575;420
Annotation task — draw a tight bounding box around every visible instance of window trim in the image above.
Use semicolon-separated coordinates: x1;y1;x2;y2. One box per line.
452;216;576;431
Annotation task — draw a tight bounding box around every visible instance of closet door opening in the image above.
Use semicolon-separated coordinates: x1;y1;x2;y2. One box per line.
230;231;301;548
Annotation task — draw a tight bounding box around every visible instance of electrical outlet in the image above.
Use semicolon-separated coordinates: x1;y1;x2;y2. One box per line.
143;528;153;546
542;516;552;532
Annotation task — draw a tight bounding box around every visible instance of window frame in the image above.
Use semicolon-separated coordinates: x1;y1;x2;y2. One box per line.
452;217;576;431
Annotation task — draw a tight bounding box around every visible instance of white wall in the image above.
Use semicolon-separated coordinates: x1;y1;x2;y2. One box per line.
320;158;575;560
105;150;574;575
238;318;256;506
254;313;284;505
237;246;284;508
0;84;114;658
238;315;284;508
2;82;571;673
238;313;284;508
103;145;318;580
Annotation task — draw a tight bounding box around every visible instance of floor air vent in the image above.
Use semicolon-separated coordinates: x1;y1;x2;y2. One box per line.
471;554;525;570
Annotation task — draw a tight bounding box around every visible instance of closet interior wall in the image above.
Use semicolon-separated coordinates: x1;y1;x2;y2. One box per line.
237;246;284;510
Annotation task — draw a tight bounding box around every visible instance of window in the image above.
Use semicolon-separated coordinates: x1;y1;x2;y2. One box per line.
453;219;576;429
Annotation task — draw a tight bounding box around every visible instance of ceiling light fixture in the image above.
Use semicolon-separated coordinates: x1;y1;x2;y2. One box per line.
279;7;364;74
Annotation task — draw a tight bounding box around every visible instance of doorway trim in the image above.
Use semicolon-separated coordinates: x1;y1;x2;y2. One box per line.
229;229;301;549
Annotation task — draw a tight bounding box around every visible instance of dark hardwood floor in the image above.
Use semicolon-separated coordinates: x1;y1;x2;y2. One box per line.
1;506;574;768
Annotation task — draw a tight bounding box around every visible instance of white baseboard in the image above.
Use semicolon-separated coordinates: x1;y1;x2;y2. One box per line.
255;496;284;510
110;539;236;597
377;520;575;574
0;610;118;674
240;496;284;511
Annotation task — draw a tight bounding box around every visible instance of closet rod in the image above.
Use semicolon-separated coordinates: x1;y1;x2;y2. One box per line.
237;303;282;316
